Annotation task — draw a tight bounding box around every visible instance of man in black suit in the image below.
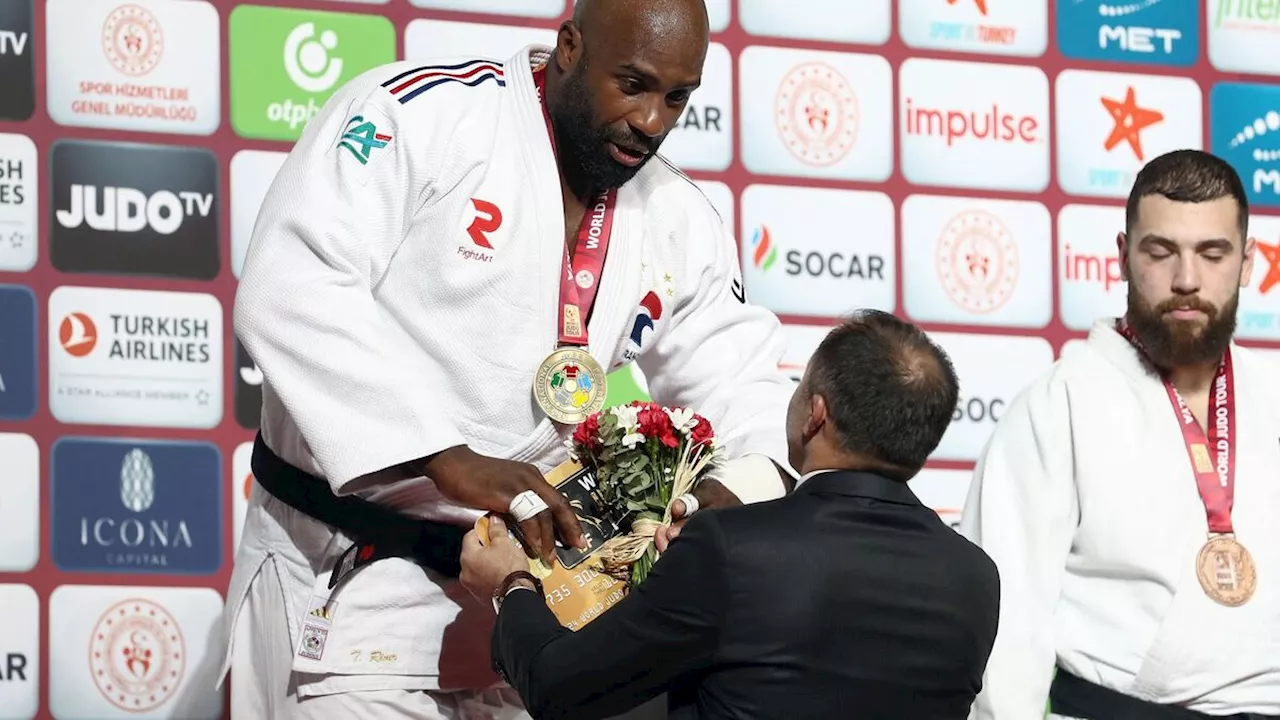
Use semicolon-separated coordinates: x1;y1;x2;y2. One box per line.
459;310;1001;719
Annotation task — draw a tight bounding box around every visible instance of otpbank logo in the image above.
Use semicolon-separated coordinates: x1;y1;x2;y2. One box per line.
1210;82;1280;209
1056;0;1199;67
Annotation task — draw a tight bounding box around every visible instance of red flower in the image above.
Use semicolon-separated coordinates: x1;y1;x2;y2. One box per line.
573;413;601;450
690;414;715;447
636;403;676;446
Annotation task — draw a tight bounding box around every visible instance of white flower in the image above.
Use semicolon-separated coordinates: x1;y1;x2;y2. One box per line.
610;404;640;433
665;407;696;435
621;432;646;449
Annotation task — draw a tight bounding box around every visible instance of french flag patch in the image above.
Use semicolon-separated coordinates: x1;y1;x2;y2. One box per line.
382;59;506;104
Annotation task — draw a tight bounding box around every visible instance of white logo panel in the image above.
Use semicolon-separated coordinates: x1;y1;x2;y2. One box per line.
661;43;733;172
741;184;896;318
232;442;253;554
739;0;890;44
693;180;735;239
230;150;287;279
46;0;220;135
0;433;38;573
1236;214;1280;341
404;19;556;61
902;194;1052;329
928;331;1055;462
908;468;973;530
900;58;1049;193
411;0;564;17
740;45;894;182
1057;204;1127;332
0;133;36;272
899;0;1048;57
705;0;730;32
1207;4;1280;76
778;322;835;382
48;286;223;429
1056;70;1203;199
49;585;224;719
0;584;38;718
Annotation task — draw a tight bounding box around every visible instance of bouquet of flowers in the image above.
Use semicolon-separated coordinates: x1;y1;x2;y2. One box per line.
566;401;722;587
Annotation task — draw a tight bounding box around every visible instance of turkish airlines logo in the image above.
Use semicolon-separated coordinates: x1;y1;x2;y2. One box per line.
1102;86;1163;161
59;312;97;357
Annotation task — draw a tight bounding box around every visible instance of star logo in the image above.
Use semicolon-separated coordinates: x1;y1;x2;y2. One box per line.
1101;87;1164;161
947;0;988;14
1255;240;1280;295
195;389;210;406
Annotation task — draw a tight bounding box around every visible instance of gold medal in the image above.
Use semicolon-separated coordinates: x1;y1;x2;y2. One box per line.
1196;534;1256;607
533;346;607;425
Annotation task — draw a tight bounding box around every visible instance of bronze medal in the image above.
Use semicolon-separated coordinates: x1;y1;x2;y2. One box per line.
533;346;608;425
1195;535;1256;607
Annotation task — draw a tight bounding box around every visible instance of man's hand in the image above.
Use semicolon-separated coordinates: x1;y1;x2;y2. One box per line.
425;446;586;565
654;478;741;553
460;515;532;602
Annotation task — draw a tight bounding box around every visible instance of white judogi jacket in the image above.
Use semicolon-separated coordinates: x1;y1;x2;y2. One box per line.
220;46;796;698
961;319;1280;719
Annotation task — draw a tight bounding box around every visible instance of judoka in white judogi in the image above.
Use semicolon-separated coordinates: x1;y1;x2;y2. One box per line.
961;151;1280;719
218;39;795;720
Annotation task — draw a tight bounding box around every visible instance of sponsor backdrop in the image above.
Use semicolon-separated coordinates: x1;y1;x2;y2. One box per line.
2;0;1280;716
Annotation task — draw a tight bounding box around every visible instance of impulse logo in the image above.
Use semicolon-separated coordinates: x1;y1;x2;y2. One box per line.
1210;83;1280;208
1057;0;1198;67
903;97;1040;147
1062;243;1124;291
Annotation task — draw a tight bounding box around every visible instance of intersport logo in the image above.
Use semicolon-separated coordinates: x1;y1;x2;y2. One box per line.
899;58;1049;193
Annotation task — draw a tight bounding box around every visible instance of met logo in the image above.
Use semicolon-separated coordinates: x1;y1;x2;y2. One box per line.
338;115;392;164
1057;0;1198;67
1210;83;1280;208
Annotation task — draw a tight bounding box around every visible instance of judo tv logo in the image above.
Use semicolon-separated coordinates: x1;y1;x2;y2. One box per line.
1056;0;1198;67
1211;83;1280;209
0;0;34;120
229;5;395;141
50;140;219;279
51;437;222;575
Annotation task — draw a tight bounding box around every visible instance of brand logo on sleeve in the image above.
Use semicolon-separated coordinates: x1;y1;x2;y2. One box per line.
337;115;391;164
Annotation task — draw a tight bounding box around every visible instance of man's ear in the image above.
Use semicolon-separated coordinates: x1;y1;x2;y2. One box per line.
1241;235;1258;288
1116;231;1131;282
805;393;828;444
554;22;583;73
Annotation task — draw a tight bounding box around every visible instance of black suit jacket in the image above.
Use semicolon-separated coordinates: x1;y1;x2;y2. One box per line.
491;470;1001;720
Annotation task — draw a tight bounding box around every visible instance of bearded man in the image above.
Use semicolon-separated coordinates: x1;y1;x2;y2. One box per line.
961;149;1280;720
218;0;797;717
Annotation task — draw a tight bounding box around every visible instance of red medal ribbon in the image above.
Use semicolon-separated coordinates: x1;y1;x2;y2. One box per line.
533;68;616;347
1115;319;1237;533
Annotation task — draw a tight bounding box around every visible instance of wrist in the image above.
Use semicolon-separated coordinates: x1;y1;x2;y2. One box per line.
422;444;473;479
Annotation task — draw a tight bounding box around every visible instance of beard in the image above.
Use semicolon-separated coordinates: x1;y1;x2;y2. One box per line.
1126;286;1238;369
548;61;658;194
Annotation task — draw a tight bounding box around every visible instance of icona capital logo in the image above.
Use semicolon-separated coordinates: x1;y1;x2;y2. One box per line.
229;5;395;142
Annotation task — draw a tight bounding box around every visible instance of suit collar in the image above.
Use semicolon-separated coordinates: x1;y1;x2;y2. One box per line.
792;469;921;506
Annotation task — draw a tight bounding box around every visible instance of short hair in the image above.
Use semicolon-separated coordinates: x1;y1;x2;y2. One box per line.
1125;149;1249;240
805;310;959;482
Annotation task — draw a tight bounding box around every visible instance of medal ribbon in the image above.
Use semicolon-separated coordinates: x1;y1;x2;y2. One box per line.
533;68;616;347
1115;319;1237;534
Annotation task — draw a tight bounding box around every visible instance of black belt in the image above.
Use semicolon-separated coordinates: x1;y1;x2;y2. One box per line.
250;432;467;584
1050;667;1279;720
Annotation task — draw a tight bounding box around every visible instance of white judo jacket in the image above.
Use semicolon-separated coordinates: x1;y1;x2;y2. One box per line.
220;46;797;698
961;319;1280;719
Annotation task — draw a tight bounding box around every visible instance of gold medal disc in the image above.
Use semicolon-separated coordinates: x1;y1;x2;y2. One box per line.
1195;535;1256;607
533;347;608;425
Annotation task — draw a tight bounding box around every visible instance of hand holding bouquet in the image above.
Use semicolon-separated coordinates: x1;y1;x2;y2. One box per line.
566;401;722;587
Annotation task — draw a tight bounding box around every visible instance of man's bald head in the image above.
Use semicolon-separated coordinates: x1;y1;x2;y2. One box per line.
571;0;710;46
543;0;709;196
785;310;959;481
